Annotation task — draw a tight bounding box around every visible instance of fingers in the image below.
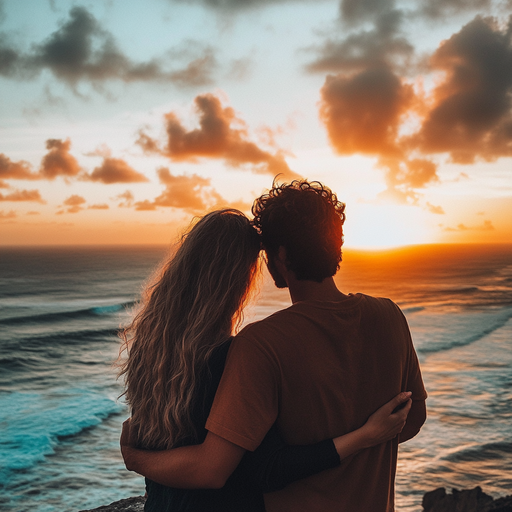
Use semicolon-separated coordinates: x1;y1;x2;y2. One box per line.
394;399;412;433
391;391;412;414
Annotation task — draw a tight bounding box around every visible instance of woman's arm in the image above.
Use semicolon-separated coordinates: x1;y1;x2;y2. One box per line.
240;391;412;492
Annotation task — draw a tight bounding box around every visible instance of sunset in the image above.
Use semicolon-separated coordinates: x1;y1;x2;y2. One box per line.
1;2;512;512
1;0;511;248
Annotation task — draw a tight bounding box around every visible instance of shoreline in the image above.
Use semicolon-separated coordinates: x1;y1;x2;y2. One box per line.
80;487;512;512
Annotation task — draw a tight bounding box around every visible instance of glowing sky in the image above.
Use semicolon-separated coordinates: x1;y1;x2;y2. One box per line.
1;0;511;247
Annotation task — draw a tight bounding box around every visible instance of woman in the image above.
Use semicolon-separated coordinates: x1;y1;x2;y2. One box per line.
119;209;411;512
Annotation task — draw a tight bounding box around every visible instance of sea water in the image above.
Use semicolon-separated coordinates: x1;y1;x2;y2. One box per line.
1;244;511;511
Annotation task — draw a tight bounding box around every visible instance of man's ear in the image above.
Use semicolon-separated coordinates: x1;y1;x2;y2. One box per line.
277;246;288;266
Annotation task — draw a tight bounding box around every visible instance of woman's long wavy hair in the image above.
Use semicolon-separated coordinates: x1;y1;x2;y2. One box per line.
118;209;261;450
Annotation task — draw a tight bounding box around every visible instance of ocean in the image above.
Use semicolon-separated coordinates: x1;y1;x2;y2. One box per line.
1;244;511;511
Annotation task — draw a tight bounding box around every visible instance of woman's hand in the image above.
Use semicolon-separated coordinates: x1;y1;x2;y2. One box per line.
120;418;137;471
359;391;412;447
332;392;412;459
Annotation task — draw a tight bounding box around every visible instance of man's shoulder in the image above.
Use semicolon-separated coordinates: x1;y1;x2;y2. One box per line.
237;305;295;338
357;293;401;311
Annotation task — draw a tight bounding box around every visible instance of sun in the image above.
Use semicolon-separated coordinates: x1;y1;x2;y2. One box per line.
343;202;436;249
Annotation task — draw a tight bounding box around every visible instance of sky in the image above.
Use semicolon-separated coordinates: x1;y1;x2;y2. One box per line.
1;0;511;248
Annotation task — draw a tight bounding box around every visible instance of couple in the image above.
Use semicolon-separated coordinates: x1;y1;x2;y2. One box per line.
119;179;427;512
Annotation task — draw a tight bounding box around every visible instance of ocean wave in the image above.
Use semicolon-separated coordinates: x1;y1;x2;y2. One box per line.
410;307;512;354
0;301;136;326
443;441;512;463
0;389;122;484
402;306;425;314
436;286;481;295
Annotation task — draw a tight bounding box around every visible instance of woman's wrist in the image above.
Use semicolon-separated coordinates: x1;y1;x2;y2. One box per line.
332;427;371;460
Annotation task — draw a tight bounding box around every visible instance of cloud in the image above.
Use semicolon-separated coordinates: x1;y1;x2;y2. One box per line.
132;167;249;213
39;139;82;179
0;189;46;203
60;194;86;213
445;220;495;231
426;202;445;214
339;0;396;23
307;6;414;76
0;153;38;185
0;7;218;88
134;168;214;212
410;16;512;163
88;203;109;210
87;158;149;184
140;93;297;179
170;0;309;11
116;190;135;207
0;210;16;219
418;0;493;19
319;67;414;156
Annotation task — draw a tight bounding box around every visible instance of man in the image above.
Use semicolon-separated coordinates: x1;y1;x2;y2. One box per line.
122;179;426;511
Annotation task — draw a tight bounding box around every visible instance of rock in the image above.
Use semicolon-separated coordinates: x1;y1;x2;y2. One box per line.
79;488;512;511
79;496;146;512
422;487;512;512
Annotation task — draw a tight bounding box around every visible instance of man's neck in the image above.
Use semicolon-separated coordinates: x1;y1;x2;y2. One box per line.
287;276;347;304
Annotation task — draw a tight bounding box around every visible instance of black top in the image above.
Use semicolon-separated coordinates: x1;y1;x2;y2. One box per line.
144;338;340;512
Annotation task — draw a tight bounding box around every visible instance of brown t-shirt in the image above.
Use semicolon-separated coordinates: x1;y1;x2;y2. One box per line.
205;293;427;512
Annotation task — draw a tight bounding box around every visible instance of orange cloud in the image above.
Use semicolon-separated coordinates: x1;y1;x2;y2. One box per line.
132;168;249;214
134;169;214;212
60;194;86;213
40;139;81;180
412;16;512;163
0;189;46;203
115;190;135;207
139;94;298;179
88;203;109;209
0;154;38;185
426;202;445;214
445;220;495;231
376;156;439;203
320;67;413;156
87;158;149;184
0;210;17;219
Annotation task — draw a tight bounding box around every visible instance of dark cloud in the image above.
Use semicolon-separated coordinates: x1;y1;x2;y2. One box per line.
170;0;309;10
0;7;218;87
87;158;149;184
410;16;512;163
306;9;413;74
39;139;82;179
340;0;396;24
140;93;297;179
418;0;492;19
313;7;512;203
0;189;46;203
0;153;38;185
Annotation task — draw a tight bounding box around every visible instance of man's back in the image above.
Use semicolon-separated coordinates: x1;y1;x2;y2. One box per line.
206;293;426;512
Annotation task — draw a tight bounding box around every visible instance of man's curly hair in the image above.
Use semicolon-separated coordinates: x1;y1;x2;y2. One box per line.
252;179;346;282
